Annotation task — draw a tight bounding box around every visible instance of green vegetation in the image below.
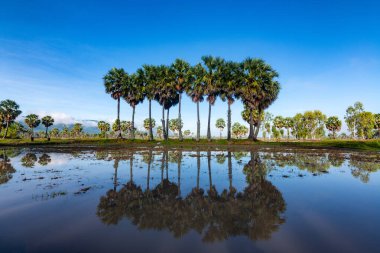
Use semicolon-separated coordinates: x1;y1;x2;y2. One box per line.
0;100;22;139
24;114;40;141
41;116;54;140
0;138;379;151
1;56;379;147
215;118;226;139
100;56;280;142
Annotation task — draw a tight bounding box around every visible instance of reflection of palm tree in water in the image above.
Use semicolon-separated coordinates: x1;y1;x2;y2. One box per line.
0;150;16;184
38;154;51;166
21;153;37;168
97;149;286;242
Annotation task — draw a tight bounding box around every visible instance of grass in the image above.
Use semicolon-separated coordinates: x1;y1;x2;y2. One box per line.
0;138;379;151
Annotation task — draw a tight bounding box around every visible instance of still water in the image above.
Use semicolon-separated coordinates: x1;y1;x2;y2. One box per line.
1;147;380;253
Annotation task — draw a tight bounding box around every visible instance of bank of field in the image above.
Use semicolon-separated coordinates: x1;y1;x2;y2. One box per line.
0;138;379;151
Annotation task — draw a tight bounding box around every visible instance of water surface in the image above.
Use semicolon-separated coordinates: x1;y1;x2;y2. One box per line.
1;147;380;253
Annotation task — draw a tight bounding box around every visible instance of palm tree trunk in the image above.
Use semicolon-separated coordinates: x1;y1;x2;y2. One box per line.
148;99;153;141
113;161;118;191
178;93;183;141
253;110;262;141
31;127;34;141
196;101;200;142
131;106;135;139
129;154;134;183
228;151;232;192
196;150;200;189
248;109;254;140
227;102;231;140
166;108;170;141
147;150;151;190
161;105;166;140
207;150;212;191
161;151;165;185
117;97;122;138
177;151;182;197
165;149;169;179
207;102;212;141
3;121;9;139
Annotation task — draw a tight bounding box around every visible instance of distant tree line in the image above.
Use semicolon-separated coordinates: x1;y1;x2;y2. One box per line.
260;102;380;140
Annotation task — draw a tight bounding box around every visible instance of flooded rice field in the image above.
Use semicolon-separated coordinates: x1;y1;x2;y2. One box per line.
1;147;380;253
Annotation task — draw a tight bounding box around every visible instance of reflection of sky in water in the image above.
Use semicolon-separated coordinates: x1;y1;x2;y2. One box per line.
0;148;380;253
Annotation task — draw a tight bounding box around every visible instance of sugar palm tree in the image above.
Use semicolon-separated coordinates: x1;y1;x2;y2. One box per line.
201;56;224;141
171;59;191;141
215;118;226;139
154;65;178;140
219;61;242;140
325;116;342;138
103;68;128;138
186;64;206;141
24;114;41;141
139;66;155;141
253;78;280;140
143;118;156;132
150;65;167;139
241;105;263;138
98;121;110;138
240;58;280;140
41;116;54;140
123;73;145;139
0;99;22;139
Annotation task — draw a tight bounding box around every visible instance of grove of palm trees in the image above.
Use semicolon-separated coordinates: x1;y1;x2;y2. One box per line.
1;58;380;146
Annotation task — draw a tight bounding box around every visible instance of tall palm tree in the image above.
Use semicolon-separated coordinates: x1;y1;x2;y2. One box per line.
155;65;178;141
24;114;41;141
186;64;206;141
139;66;155;141
103;68;128;138
41;116;54;140
171;59;191;141
201;56;224;141
219;61;242;140
123;73;145;139
240;58;280;140
0;100;22;139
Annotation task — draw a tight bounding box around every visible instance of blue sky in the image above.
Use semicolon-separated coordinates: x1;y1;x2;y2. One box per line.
1;0;379;135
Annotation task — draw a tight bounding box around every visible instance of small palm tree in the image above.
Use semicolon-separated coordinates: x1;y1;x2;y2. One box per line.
0;100;22;139
98;121;110;138
169;118;183;137
325;116;342;138
49;128;60;138
72;123;83;138
215;118;226;139
144;118;156;133
120;120;131;136
24;114;40;141
41;116;54;140
183;130;191;138
103;68;128;138
61;126;69;138
156;126;163;139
